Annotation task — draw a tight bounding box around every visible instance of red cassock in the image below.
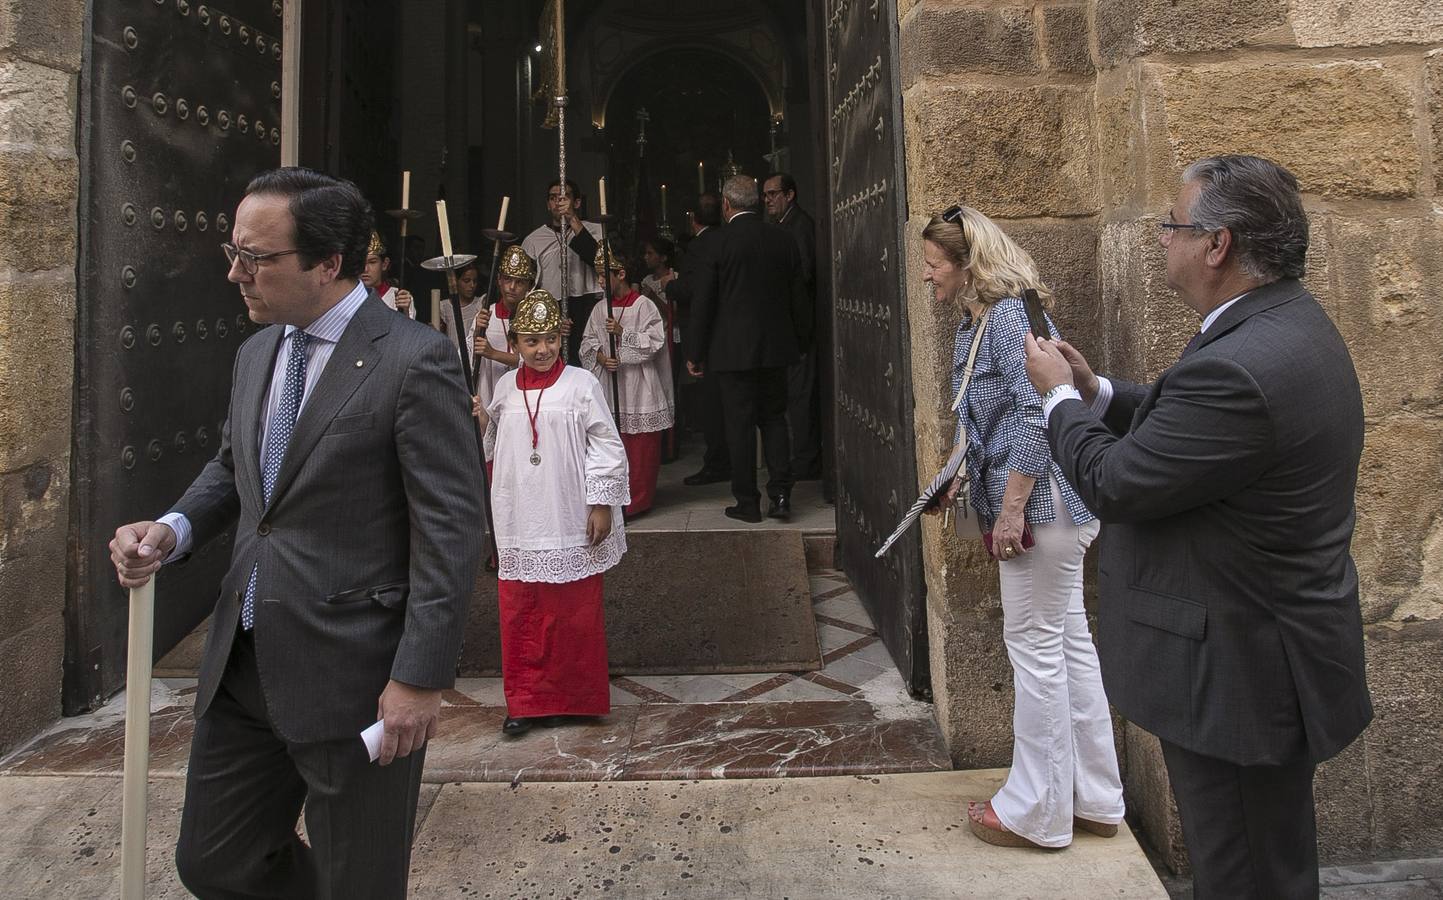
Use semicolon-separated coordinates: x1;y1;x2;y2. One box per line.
498;573;611;717
620;430;662;517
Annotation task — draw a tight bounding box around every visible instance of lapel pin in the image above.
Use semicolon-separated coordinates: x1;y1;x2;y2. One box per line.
355;359;364;368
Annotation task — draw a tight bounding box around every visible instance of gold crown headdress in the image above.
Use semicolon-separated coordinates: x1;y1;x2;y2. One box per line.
498;244;537;282
510;289;562;335
593;240;624;272
367;230;386;257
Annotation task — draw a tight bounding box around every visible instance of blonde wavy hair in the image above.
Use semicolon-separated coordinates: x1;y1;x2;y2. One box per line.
922;206;1051;308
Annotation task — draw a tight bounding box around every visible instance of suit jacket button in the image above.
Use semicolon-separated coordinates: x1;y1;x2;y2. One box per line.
257;523;271;536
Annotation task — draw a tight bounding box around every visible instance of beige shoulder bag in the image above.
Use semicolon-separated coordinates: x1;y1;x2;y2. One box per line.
947;309;990;541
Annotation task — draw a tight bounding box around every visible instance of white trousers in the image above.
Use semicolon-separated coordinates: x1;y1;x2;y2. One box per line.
991;480;1125;847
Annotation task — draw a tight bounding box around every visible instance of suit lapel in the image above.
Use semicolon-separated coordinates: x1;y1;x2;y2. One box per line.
264;297;391;513
236;326;284;513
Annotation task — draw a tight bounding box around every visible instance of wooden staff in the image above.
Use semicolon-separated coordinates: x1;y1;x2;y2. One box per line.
121;577;156;900
437;200;500;566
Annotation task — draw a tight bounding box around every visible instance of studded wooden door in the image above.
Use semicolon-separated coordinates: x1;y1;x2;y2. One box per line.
67;0;283;713
823;0;929;696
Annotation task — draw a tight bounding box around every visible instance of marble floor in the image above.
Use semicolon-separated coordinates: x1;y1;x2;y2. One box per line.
0;566;950;784
626;440;836;534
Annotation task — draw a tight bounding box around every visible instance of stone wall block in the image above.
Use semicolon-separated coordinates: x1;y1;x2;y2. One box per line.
1095;0;1288;69
1141;60;1422;201
1352;626;1443;854
1318;214;1443;418
1042;5;1093;76
900;4;1040;88
1352;419;1443;624
1097;217;1196;380
1002;218;1102;357
1427;49;1443;198
0;614;63;758
0;149;79;272
0;460;68;641
1122;724;1188;873
1095;69;1145;213
0;60;78;150
0;0;83;72
0;272;77;471
902;82;1099;218
1289;0;1443;49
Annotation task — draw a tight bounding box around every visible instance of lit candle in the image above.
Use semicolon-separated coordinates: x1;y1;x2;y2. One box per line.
498;195;510;231
697;161;705;195
435;200;454;258
660;183;668;222
401;170;410;210
598;176;608;216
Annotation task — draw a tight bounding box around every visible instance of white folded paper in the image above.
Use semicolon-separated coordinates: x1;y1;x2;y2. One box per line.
361;720;385;763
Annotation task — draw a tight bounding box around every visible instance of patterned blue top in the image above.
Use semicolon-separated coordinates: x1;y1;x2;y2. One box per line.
950;296;1095;527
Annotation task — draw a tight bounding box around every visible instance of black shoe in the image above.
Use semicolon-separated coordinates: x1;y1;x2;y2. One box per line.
502;716;533;736
767;494;792;520
724;502;763;523
684;468;731;486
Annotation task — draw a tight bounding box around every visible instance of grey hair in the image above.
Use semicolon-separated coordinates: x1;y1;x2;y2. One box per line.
722;174;760;212
1182;155;1309;280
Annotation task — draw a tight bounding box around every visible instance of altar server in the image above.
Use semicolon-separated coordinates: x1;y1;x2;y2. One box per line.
581;244;674;517
360;230;415;318
469;245;537;423
484;289;629;736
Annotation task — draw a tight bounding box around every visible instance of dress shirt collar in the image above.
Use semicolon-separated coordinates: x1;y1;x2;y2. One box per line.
726;210;757;224
286;280;368;343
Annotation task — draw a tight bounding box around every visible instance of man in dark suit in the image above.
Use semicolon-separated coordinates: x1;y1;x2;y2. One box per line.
669;193;730;485
1024;155;1371;899
109;167;484;897
763;172;824;484
688;174;810;522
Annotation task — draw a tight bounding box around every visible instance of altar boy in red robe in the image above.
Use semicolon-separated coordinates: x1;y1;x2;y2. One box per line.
581;243;674;516
483;289;629;736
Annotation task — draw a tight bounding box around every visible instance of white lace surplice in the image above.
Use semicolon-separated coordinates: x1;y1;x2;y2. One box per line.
484;366;631;582
578;295;676;434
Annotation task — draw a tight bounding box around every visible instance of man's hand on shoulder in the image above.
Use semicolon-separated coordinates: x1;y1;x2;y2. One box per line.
376;679;443;766
109;521;177;588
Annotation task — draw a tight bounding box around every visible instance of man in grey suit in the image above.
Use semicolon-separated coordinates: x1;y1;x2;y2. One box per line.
1024;155;1371;899
109;167;483;897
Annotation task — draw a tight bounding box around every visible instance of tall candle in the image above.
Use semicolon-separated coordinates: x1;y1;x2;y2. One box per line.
498;196;510;231
436;200;454;258
430;289;441;330
697;161;705;195
401;170;411;210
598;177;608;216
660;184;668;222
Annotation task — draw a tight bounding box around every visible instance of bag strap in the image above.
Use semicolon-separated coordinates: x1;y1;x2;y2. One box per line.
950;307;991;413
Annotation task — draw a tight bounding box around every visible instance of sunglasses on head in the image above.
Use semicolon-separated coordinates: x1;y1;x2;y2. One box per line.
941;205;965;223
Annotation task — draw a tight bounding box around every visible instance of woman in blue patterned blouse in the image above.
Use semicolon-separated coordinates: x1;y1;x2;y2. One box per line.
924;206;1124;850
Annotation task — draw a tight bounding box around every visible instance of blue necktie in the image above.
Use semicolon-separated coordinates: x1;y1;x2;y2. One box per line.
241;329;310;631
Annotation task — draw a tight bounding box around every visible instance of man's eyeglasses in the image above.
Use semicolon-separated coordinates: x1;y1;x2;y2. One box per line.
222;242;300;275
762;189;786;199
1157;215;1208;244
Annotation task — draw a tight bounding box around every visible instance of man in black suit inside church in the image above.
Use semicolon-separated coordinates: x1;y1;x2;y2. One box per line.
688;174;811;523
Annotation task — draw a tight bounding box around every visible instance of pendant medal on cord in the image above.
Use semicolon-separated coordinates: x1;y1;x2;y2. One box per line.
522;369;549;466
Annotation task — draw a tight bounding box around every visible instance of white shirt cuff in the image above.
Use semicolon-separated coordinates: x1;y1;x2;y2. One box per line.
1042;386;1083;423
1091;376;1114;415
156;511;193;563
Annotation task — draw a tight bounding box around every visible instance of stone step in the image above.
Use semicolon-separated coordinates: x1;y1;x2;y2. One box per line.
159;528;828;678
0;772;1168;898
460;528;822;676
